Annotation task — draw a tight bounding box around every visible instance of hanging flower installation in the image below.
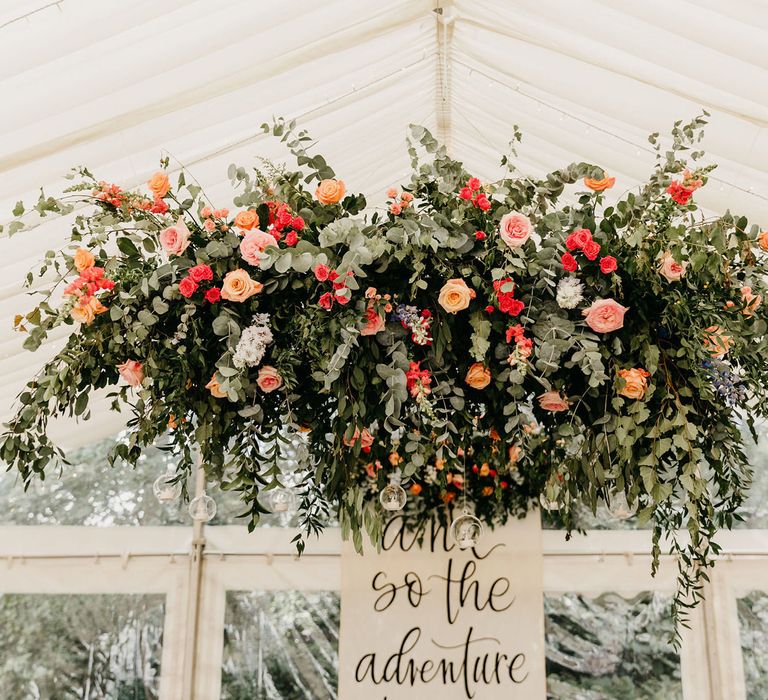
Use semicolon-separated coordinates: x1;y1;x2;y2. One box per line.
2;113;767;632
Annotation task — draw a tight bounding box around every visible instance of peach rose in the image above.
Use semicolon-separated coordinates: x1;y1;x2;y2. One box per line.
438;278;476;313
537;390;569;412
73;248;95;272
257;365;283;393
360;307;386;336
584;174;615;192
741;286;762;316
148;171;170;198
498;212;532;249
582;298;628;333
703;325;733;357
70;296;107;325
240;230;277;266
117;360;144;387
315;179;346;205
465;363;491;389
205;374;228;399
617;367;651;400
159;217;191;256
234;210;259;231
344;427;374;450
221;269;263;302
658;251;688;283
757;231;768;252
508;444;521;465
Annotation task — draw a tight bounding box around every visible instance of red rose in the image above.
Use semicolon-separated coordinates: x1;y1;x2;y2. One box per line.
583;240;601;260
485;305;495;313
475;230;486;240
328;270;339;282
318;292;334;310
506;299;525;316
178;277;198;298
285;231;299;246
314;263;330;282
292;216;305;231
474;194;491;211
561;252;578;272
667;182;694;205
599;256;617;274
335;293;351;305
188;264;213;283
459;187;472;200
467;177;482;191
204;287;221;303
566;228;592;250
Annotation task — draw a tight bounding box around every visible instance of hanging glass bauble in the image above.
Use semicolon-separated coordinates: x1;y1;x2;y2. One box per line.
450;512;483;550
379;482;407;511
188;492;217;522
607;490;636;520
268;487;298;513
153;472;182;504
539;493;560;512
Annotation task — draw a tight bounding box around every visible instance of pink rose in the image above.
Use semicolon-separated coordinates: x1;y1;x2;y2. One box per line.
117;360;144;387
582;298;628;333
537;391;569;412
257;365;283;393
240;230;277;266
658;251;688;283
159;217;191;256
499;212;533;249
360;307;386;336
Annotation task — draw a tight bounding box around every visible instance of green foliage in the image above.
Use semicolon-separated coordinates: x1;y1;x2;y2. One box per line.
2;114;767;638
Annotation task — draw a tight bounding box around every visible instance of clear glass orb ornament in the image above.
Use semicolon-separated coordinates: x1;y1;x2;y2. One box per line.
379;478;407;512
153;472;182;504
450;512;483;550
268;487;298;513
188;492;217;522
607;490;636;520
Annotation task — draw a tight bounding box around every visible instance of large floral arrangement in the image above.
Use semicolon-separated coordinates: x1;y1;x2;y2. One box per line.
2;114;767;631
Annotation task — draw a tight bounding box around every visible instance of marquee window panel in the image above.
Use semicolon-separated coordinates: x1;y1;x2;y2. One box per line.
0;592;166;699
737;590;768;700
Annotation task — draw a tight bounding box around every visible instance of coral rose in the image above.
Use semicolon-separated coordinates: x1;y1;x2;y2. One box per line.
117;360;144;387
584;174;615;192
582;298;628;333
221;269;263;302
240;230;277;266
741;286;762;316
257;365;283;393
159;217;191;256
617;368;651;400
344;427;374;450
703;325;733;357
758;231;768;252
205;374;227;399
537;391;569;412
599;256;618;274
70;296;107;324
465;363;491;389
234;210;259;231
499;212;533;249
565;228;592;250
658;251;688;283
73;248;95;272
148;171;170;198
188;264;213;283
178;277;198;298
315;179;346;205
438;278;476;314
360;307;386;336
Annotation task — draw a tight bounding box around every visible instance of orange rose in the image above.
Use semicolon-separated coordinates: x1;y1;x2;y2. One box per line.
70;296;107;325
205;373;227;398
73;248;95;272
617;368;651;400
438;278;476;314
234;210;259;231
221;269;263;302
315;179;346;205
465;362;491;389
147;171;170;198
757;231;768;252
410;483;423;496
703;325;733;358
508;444;521;465
741;286;762;316
584;174;615;192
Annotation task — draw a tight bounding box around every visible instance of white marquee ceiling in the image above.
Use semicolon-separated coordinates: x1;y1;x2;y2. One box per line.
0;0;766;447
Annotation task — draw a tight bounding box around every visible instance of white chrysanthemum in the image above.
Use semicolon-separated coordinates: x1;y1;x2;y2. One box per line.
556;277;584;309
233;317;273;369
